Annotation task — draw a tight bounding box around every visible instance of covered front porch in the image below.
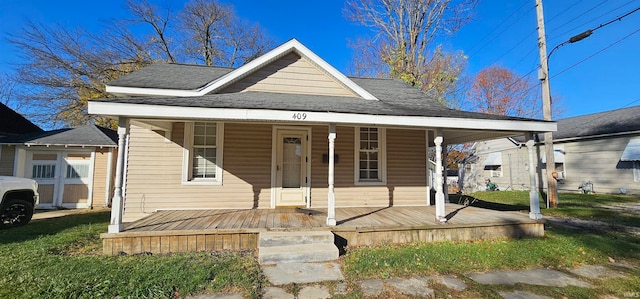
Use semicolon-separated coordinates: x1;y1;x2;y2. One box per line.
101;204;544;255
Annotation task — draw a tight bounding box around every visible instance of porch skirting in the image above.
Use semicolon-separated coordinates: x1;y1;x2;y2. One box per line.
101;206;544;256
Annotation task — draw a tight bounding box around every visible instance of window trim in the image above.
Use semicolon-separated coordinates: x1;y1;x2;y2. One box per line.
182;121;224;185
354;126;386;185
633;161;640;183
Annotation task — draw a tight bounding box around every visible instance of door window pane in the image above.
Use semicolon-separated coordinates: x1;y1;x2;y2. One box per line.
32;164;56;179
66;164;90;179
282;137;301;188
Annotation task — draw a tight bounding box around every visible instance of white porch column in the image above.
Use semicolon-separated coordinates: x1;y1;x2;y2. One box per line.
434;129;447;223
108;117;129;233
442;144;449;203
326;124;337;226
526;134;543;220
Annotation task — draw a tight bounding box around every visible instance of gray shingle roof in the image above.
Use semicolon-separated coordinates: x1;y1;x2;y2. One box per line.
108;63;234;90
546;105;640;141
0;125;117;147
0;102;42;136
100;63;544;122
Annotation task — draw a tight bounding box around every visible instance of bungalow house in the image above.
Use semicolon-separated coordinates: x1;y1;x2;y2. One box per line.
465;105;640;195
0;125;118;209
88;39;556;234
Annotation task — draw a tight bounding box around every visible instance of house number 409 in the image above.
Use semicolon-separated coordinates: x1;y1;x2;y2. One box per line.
292;112;307;120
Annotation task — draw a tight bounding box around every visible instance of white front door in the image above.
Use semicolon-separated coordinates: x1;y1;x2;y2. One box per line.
274;129;309;207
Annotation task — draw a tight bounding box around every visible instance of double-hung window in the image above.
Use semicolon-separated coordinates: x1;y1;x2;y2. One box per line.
355;127;386;184
183;122;224;184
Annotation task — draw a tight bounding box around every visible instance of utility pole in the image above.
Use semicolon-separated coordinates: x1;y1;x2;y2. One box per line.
535;0;558;208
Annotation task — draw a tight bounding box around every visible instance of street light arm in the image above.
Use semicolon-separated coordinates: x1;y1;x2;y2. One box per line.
548;29;593;60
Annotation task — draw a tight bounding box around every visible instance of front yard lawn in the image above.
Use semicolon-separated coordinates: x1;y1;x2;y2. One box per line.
2;193;639;298
0;211;264;299
467;191;640;228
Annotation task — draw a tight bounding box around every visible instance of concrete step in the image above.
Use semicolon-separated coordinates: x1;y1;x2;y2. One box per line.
259;231;335;247
258;243;339;264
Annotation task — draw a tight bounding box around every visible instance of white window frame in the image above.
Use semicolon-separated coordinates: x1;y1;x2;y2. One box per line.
354;127;386;185
633;161;640;182
182;121;224;185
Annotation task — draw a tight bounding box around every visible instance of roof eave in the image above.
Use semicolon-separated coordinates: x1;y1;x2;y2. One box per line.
88;101;556;133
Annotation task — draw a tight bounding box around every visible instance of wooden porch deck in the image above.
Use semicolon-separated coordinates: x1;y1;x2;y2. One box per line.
101;205;544;255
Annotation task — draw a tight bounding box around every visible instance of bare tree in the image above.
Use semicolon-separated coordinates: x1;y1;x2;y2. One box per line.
345;0;477;106
222;18;272;67
0;74;17;107
7;21;135;127
7;0;272;128
179;0;231;66
124;0;177;63
178;0;272;67
466;65;540;118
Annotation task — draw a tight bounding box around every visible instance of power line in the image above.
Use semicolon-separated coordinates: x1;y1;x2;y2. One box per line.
554;96;640;133
548;6;640;61
589;6;640;34
549;0;637;42
465;0;529;55
467;1;533;58
545;0;582;24
487;29;537;66
551;27;640;78
549;0;609;33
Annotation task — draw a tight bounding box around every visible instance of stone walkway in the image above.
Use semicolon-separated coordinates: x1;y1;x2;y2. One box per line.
186;264;631;298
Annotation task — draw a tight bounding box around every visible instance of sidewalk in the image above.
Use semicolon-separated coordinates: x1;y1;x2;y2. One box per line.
32;208;109;221
188;263;633;298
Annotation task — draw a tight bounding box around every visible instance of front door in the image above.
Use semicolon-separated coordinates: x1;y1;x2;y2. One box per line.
275;129;309;207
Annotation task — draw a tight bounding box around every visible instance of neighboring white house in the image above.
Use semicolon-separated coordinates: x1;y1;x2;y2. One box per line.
463;106;640;195
0;125;118;209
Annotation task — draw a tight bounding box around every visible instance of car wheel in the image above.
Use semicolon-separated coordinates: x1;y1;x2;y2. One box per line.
0;199;34;228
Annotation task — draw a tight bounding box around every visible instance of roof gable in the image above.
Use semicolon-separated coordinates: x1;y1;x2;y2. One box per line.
219;52;357;97
106;39;378;100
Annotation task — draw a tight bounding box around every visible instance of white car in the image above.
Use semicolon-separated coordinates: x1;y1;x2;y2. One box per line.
0;176;39;228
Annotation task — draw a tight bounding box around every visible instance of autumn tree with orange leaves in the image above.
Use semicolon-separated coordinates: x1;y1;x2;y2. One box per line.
467;66;540;118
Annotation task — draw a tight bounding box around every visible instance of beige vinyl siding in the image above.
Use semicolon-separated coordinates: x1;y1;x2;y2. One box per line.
123;123;273;222
92;148;113;207
470;136;640;195
0;145;15;176
220;52;356;97
559;137;639;194
123;122;432;221
310;126;428;208
386;129;428;206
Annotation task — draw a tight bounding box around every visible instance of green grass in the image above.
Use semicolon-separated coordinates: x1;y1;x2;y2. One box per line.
466;191;640;228
3;194;640;298
341;227;640;298
339;191;640;298
0;211;264;299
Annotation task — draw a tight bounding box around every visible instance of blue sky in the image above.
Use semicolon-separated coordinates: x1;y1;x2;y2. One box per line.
1;0;639;119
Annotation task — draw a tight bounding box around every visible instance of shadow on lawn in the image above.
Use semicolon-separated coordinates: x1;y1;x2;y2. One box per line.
0;211;110;245
449;194;529;212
